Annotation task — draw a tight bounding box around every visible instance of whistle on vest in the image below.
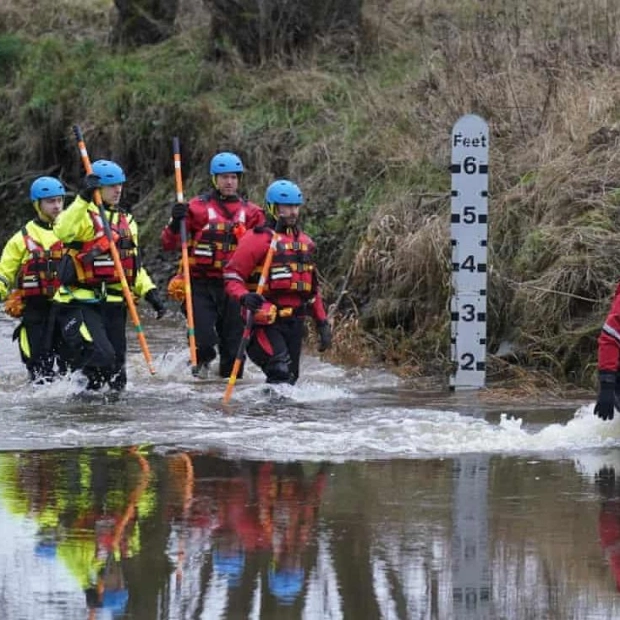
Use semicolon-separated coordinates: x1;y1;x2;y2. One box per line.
233;223;247;241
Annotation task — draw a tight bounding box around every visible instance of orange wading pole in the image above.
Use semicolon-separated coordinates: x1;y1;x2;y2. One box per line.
223;230;280;404
72;124;156;375
172;137;198;373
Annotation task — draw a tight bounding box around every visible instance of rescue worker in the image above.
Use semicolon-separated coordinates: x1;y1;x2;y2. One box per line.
53;160;166;391
161;151;264;379
0;176;68;382
595;281;620;420
223;179;331;385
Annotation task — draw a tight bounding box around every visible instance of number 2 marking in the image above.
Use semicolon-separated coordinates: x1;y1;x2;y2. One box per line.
460;353;475;370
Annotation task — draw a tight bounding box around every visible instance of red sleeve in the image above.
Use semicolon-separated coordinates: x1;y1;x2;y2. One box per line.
598;287;620;372
161;198;203;251
245;201;266;229
224;230;270;301
310;290;328;323
161;224;179;250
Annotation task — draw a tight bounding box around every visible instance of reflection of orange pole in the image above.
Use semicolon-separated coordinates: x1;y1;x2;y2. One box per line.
174;452;195;586
223;231;280;404
89;447;150;617
172;138;198;372
111;447;151;550
72;125;156;375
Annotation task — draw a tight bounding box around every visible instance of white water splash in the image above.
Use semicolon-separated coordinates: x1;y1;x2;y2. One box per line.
0;317;612;460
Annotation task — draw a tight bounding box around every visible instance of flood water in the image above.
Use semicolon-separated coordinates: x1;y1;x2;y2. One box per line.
1;313;620;619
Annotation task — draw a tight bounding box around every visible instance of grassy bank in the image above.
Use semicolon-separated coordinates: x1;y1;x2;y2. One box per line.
2;0;620;388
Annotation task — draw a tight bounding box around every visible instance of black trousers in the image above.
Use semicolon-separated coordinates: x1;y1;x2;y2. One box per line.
54;301;127;390
14;299;68;382
247;317;305;384
184;279;245;378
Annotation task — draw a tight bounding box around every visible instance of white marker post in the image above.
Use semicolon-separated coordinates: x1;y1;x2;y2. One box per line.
449;114;489;390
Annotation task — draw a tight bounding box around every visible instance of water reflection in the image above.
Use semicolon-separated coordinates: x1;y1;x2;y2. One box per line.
596;464;620;593
452;457;490;619
0;447;152;618
163;453;328;617
4;448;620;618
0;447;330;619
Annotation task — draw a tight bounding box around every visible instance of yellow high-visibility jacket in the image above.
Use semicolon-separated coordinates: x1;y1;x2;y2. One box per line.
0;219;61;301
53;196;155;303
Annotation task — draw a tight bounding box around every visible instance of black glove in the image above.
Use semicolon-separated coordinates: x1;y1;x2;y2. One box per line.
241;292;265;312
595;371;618;421
79;173;101;202
145;289;166;319
169;202;188;233
316;320;332;352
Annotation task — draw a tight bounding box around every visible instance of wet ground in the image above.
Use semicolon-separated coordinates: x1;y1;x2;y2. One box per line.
0;313;619;619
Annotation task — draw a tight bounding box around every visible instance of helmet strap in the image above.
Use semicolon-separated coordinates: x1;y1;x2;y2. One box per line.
32;200;45;221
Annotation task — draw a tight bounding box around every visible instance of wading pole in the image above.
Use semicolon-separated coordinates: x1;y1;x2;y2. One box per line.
173;137;198;373
223;230;280;404
73;124;156;375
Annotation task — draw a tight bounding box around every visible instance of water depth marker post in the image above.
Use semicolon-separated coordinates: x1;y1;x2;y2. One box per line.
449;114;489;390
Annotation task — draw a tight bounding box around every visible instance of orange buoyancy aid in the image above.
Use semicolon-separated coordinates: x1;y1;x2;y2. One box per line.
18;227;63;298
189;205;248;279
249;232;316;298
64;210;136;287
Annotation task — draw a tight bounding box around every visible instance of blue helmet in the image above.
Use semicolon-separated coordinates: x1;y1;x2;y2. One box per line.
265;180;303;220
102;589;129;614
210;152;244;175
265;180;303;206
213;549;245;587
34;540;57;559
30;176;65;201
92;160;126;185
268;566;305;605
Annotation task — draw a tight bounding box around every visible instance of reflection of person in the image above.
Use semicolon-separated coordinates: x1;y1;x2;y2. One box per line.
224;180;331;385
0;177;68;382
264;462;327;605
212;458;326;605
53;160;165;391
165;453;328;609
595;282;620;420
0;447;154;616
596;466;620;590
161;152;264;378
213;547;246;587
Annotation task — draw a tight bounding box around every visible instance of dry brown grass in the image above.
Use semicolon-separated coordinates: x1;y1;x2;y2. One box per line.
0;0;113;39
342;0;620;385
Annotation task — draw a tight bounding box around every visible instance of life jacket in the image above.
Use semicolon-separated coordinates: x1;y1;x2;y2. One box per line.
63;210;136;287
189;199;248;279
248;229;316;299
18;227;63;298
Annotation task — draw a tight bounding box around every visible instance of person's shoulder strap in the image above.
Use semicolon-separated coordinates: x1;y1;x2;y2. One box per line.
253;225;275;235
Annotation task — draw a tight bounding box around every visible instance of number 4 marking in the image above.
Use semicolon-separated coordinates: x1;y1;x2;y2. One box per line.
461;256;476;272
